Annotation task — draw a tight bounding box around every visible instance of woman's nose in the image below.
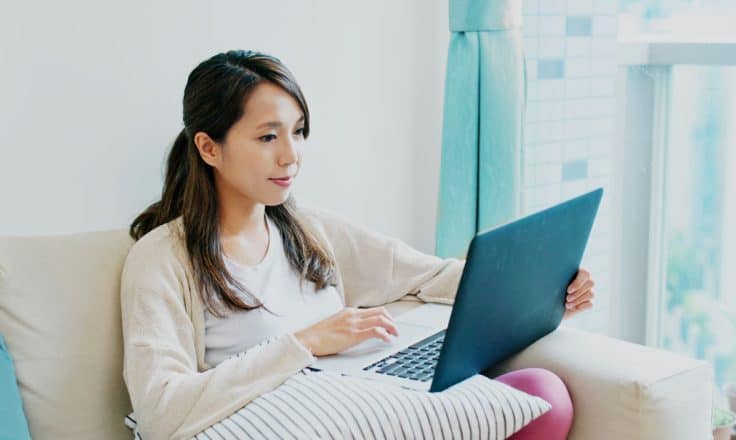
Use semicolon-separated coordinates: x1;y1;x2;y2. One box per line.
279;137;300;166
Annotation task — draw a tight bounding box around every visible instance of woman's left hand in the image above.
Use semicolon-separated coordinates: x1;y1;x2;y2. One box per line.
563;268;595;319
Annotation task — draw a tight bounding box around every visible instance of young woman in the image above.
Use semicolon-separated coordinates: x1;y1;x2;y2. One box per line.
121;50;596;440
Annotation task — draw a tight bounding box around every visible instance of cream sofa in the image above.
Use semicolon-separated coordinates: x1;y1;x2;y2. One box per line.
0;228;714;439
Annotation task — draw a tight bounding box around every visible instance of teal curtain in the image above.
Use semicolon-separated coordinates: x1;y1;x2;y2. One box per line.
435;0;525;258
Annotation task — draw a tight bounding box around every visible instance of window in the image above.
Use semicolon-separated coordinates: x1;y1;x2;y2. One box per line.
618;0;736;395
523;0;736;398
658;66;736;391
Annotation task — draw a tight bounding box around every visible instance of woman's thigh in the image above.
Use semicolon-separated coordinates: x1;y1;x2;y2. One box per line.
493;368;573;440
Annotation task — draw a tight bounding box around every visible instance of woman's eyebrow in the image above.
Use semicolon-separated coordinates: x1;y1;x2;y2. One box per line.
256;115;305;129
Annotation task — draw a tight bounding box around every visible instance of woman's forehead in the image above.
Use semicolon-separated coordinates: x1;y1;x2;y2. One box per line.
243;83;303;126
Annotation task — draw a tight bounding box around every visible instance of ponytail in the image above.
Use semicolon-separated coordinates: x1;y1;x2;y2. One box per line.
129;129;190;240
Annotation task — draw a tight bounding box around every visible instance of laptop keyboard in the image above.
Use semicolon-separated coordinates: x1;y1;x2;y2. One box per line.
362;331;446;382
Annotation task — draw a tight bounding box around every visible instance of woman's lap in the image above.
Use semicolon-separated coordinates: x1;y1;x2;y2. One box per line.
493;368;573;440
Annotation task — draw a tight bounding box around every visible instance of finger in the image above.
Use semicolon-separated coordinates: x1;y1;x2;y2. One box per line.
567;287;594;305
568;290;595;308
356;326;392;343
573;300;594;311
357;306;394;320
340;307;359;317
569;270;588;291
567;279;595;298
359;315;399;336
357;309;396;330
567;275;592;293
567;269;590;293
563;300;593;319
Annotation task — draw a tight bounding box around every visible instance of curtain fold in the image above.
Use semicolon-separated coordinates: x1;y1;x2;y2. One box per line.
435;0;525;258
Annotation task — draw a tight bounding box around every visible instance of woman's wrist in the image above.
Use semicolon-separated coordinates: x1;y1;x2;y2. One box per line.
293;330;314;354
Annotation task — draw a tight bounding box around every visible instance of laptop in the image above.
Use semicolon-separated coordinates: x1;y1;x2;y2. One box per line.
311;188;603;392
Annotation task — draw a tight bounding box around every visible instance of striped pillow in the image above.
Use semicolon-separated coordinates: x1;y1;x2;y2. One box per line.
125;371;550;439
123;413;142;439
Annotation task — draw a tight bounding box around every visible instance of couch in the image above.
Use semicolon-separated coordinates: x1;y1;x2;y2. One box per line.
0;228;714;439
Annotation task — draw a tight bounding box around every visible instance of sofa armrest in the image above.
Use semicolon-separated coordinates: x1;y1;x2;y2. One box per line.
489;324;713;440
385;300;713;440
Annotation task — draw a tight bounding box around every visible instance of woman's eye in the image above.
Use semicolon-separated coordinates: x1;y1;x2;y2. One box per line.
295;127;305;136
260;134;276;142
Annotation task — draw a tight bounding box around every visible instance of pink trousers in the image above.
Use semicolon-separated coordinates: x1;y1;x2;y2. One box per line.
493;368;573;440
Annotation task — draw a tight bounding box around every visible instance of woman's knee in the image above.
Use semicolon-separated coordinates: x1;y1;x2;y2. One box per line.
494;368;573;439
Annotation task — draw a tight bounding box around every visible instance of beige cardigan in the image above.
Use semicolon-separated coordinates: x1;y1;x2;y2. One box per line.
120;205;465;440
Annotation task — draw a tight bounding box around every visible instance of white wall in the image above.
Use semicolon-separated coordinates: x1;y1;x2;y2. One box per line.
0;0;449;255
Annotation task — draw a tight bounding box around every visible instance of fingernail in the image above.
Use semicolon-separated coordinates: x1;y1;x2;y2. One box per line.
565;303;574;309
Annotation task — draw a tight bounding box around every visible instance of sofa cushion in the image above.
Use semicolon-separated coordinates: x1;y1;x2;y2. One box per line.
0;333;31;440
0;230;134;439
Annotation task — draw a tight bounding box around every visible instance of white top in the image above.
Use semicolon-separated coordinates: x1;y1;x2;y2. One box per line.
204;215;344;366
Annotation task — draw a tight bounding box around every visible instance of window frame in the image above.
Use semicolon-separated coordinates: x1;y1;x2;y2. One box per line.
614;39;736;346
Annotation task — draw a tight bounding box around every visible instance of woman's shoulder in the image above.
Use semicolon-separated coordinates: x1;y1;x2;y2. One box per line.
295;203;392;247
295;204;343;224
121;217;189;288
128;217;185;257
295;203;372;236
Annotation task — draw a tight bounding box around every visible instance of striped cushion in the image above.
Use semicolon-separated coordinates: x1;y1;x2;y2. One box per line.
126;370;550;439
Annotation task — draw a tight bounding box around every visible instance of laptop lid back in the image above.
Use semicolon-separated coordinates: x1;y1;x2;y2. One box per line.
430;188;602;392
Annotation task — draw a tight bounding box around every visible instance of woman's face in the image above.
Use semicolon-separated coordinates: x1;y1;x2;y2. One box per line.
200;81;306;207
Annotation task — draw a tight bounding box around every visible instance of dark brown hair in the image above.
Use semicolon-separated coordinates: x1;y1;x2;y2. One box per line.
130;50;336;317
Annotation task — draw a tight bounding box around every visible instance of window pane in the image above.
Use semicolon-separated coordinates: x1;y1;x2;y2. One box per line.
620;0;736;37
659;66;736;391
522;1;617;334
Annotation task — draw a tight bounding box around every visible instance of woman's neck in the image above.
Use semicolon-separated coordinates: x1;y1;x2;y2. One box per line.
216;187;267;240
218;200;270;267
219;206;266;239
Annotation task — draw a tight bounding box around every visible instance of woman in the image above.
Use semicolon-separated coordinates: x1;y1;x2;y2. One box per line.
121;50;596;440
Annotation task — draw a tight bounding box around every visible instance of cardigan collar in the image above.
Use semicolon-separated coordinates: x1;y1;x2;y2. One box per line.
168;210;347;372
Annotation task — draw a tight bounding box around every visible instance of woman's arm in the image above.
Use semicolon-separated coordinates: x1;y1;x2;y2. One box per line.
300;206;465;307
384;236;466;304
121;242;315;440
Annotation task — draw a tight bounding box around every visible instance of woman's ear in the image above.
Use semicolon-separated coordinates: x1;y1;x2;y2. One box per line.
193;131;221;168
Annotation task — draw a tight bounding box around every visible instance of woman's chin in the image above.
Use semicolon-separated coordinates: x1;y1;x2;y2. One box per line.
264;191;291;206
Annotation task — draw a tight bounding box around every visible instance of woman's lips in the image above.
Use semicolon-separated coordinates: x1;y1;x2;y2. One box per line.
269;177;292;187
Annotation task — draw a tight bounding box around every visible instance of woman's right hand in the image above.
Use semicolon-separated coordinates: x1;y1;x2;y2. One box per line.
293;306;399;356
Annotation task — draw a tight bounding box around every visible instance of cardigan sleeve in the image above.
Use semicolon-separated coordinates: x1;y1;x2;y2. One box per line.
120;234;316;440
300;206;466;307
